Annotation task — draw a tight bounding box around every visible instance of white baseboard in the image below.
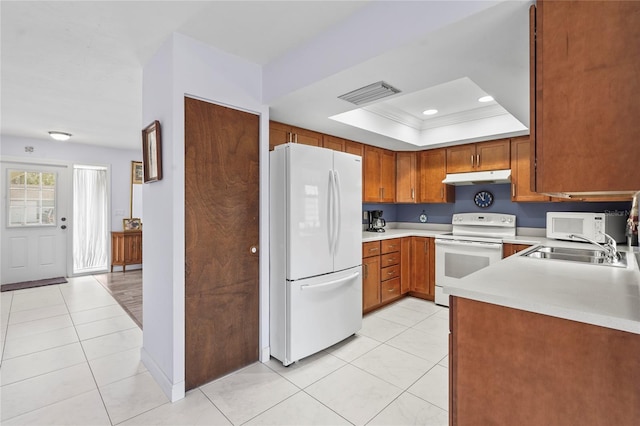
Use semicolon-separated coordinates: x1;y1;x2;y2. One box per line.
141;347;185;402
260;345;270;363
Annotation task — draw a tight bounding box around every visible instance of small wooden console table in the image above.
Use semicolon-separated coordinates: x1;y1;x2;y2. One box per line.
111;230;142;272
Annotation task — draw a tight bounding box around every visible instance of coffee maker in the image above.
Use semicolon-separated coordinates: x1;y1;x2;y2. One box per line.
366;210;386;232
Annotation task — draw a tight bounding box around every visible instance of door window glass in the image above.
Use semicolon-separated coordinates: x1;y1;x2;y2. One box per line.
7;170;56;227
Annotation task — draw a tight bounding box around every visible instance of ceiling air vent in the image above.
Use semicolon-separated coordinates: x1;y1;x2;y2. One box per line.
338;81;401;105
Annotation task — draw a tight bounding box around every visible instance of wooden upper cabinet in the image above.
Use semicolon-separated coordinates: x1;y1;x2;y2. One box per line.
396;152;417;203
269;121;322;151
364;145;396;202
446;139;510;173
380;149;396;203
418;148;455;203
322;134;345;151
445;144;475;173
476;139;510;171
345;140;364;157
532;1;640;194
510;136;550;202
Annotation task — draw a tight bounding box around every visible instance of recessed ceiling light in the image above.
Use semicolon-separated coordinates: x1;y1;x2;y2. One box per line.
422;109;438;115
48;131;72;141
478;95;494;103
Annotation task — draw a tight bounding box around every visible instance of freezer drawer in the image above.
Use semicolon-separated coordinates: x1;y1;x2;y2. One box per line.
283;267;362;366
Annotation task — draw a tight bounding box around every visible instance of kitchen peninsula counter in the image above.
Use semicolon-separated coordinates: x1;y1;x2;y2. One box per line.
445;241;640;334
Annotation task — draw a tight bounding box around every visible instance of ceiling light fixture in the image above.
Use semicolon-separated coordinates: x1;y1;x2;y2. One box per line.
48;131;72;141
478;95;494;103
338;81;401;105
423;109;438;116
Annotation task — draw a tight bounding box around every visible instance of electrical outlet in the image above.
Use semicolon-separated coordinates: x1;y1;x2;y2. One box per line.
363;211;368;220
115;209;125;216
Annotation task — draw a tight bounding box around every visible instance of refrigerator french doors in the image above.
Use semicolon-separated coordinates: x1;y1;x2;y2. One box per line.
270;143;362;366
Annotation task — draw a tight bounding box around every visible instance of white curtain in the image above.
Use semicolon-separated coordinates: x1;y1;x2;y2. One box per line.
73;166;108;273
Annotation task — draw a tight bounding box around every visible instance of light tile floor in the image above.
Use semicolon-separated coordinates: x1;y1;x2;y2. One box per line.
1;275;449;425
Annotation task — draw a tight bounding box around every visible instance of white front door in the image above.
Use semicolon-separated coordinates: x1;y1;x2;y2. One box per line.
1;161;70;284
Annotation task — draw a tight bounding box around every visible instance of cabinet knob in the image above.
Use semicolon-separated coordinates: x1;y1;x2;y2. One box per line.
61;225;67;230
250;246;258;254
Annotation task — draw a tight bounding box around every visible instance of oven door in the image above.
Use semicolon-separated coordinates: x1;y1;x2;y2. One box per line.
435;239;503;307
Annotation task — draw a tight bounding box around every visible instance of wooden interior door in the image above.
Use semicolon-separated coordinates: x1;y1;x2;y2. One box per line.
184;97;260;390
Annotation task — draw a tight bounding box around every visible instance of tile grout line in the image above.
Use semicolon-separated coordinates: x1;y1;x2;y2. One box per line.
0;291;15;366
59;280;116;426
197;387;238;426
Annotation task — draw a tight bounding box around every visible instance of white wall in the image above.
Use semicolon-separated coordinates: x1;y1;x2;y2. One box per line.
0;135;140;233
141;32;268;402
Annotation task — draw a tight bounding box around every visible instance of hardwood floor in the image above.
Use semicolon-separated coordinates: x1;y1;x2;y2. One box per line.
94;269;142;328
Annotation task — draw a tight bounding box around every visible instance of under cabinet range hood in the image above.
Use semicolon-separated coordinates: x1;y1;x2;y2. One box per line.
442;169;511;186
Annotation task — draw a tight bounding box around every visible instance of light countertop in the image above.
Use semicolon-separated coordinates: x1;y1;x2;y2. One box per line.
361;227;640;334
362;228;450;242
445;241;640;334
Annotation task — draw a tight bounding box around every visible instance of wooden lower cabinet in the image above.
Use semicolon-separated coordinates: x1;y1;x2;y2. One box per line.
450;296;640;425
362;255;381;311
502;243;533;258
409;236;435;300
400;237;411;294
362;238;404;313
111;231;142;272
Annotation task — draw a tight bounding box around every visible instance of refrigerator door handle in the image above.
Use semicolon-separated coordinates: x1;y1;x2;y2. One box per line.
300;272;360;291
333;170;341;254
327;170;335;254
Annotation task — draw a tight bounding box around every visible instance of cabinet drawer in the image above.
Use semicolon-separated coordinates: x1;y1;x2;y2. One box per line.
381;264;400;281
381;278;401;302
380;252;400;267
363;241;381;258
381;238;401;254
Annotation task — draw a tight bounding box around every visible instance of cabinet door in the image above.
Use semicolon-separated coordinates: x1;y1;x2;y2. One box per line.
269;121;291;151
293;127;322;147
363;146;382;202
112;233;125;264
476;139;510;171
410;237;431;296
323;135;345;151
380;149;396;202
344;140;363;158
400;237;411;294
503;243;532;258
128;232;143;263
511;136;550;202
418;148;454;203
362;255;381;311
446;144;476;173
396;152;417;203
533;1;640;193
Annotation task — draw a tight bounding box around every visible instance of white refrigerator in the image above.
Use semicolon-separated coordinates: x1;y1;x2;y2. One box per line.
270;143;362;366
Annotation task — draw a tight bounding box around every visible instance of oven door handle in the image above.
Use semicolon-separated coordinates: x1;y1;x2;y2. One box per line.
435;239;502;249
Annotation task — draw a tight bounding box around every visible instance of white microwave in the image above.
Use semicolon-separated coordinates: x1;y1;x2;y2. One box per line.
546;212;627;243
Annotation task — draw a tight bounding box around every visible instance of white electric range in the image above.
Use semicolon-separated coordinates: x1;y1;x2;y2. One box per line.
435;212;516;306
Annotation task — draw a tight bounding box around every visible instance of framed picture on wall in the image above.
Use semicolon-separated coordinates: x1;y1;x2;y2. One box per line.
123;218;142;231
142;120;162;183
131;161;143;185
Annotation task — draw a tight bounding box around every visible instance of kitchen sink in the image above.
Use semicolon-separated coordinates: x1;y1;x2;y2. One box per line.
523;246;628;268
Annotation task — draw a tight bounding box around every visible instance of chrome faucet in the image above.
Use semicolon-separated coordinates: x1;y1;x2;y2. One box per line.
567;233;621;263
